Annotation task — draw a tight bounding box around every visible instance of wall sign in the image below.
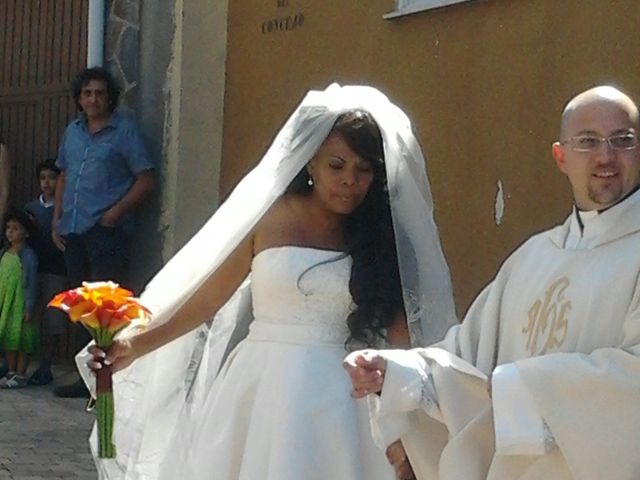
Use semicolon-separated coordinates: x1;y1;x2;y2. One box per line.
262;0;305;34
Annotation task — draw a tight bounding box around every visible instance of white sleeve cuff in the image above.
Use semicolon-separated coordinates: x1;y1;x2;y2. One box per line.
368;394;415;449
368;350;434;449
379;350;430;415
492;363;546;456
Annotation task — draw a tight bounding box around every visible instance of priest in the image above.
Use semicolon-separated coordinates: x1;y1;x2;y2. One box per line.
344;85;640;480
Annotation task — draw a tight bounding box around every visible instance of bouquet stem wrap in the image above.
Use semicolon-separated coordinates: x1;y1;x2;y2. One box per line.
96;350;115;457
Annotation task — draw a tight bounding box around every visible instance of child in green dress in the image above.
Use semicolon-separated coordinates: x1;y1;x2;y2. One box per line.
0;209;38;388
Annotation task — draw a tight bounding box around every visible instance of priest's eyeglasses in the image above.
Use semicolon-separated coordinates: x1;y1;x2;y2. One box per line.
561;132;639;152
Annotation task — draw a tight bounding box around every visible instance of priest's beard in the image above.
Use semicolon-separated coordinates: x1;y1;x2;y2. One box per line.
587;182;624;209
587;181;640;211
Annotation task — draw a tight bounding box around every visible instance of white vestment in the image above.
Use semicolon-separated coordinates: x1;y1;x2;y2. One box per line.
371;189;640;480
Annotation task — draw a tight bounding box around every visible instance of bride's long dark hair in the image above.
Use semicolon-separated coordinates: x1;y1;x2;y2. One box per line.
287;111;403;347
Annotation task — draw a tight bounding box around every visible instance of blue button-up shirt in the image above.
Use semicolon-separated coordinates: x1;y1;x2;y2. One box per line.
56;110;154;235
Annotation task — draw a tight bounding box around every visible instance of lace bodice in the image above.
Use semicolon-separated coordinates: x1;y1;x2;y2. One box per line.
250;246;353;343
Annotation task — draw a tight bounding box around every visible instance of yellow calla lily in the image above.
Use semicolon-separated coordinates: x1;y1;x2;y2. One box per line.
67;301;98;323
78;308;101;330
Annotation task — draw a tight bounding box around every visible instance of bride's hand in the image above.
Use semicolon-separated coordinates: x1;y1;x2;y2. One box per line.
386;440;416;480
87;338;139;374
343;350;387;398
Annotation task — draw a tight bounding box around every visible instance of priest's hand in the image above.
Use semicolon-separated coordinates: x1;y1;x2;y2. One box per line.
386;440;416;480
343;349;387;398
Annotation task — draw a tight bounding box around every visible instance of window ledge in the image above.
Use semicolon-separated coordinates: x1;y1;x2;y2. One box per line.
384;0;475;19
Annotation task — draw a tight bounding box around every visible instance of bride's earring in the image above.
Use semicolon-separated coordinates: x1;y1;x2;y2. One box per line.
307;176;314;187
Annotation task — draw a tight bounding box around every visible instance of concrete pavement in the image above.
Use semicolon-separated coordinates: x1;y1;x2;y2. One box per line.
0;364;97;479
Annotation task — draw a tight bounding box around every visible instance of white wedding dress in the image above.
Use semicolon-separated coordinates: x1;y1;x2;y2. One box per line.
159;246;395;480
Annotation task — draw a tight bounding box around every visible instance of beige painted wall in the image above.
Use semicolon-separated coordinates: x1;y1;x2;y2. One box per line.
221;0;640;313
161;0;228;257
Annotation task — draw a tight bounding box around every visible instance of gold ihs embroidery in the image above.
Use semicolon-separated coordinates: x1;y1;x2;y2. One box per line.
523;277;571;356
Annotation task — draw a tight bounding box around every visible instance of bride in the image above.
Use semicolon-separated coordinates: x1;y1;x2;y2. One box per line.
81;84;457;479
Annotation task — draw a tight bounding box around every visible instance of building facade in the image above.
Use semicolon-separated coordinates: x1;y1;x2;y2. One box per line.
6;0;639;314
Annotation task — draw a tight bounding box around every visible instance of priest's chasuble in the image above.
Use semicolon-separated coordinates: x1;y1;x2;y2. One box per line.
371;189;640;480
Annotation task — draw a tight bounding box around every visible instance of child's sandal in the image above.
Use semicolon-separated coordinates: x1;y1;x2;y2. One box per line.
2;374;28;389
0;372;16;388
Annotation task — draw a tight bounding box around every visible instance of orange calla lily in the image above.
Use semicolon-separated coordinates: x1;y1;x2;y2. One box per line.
48;289;85;310
108;311;131;333
98;306;116;328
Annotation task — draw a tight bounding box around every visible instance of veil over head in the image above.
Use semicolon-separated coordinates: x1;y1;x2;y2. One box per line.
78;84;458;479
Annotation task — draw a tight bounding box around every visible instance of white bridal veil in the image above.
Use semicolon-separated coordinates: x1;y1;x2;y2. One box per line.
78;84;457;479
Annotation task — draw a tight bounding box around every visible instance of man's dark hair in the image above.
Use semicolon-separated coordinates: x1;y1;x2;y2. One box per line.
36;158;60;177
71;67;121;112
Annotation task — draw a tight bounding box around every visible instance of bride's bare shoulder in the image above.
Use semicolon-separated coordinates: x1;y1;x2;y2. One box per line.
260;194;305;225
254;194;306;249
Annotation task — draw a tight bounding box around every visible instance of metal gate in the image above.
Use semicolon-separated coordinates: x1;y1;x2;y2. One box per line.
0;0;88;209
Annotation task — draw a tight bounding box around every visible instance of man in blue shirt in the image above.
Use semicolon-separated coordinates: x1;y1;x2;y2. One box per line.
52;67;155;397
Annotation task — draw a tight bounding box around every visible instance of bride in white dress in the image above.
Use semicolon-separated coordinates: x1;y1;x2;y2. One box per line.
81;85;457;480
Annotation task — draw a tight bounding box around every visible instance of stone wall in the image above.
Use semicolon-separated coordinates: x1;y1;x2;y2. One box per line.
105;0;141;108
104;0;161;291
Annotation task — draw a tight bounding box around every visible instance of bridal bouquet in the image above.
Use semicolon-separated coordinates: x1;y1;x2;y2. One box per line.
49;281;150;458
